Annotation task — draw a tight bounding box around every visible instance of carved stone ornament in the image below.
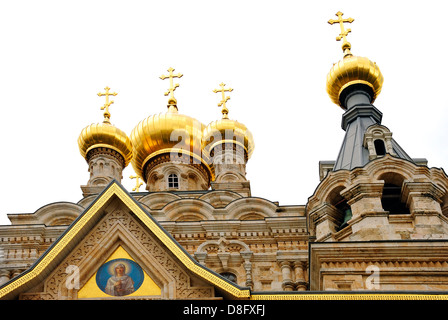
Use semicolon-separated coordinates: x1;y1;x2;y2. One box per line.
19;207;214;300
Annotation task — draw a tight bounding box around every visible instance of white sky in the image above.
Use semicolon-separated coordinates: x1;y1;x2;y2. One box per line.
0;1;447;225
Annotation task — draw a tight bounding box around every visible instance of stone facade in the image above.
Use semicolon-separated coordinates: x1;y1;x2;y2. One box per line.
2;149;448;299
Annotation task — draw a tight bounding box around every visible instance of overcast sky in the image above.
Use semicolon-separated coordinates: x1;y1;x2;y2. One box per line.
0;0;447;225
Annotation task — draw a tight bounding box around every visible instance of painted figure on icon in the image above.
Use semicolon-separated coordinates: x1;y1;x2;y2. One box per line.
96;258;144;296
105;262;135;296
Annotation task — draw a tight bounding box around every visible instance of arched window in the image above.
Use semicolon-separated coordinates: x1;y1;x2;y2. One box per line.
220;272;237;283
168;173;179;189
381;183;410;214
327;187;352;231
374;139;386;156
335;199;352;230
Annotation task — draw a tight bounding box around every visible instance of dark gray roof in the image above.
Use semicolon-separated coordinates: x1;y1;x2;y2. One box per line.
333;104;413;171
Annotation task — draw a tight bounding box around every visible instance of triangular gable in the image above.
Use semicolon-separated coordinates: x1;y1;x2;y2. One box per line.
0;180;251;300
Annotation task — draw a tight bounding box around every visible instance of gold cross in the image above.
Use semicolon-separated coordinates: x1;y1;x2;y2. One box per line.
97;86;118;123
130;175;143;192
328;11;354;56
213;83;233;119
160;67;183;106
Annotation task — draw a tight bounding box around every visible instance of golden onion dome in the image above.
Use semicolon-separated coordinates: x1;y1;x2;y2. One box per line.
130;105;212;179
326;54;384;108
202;117;254;161
326;12;384;109
204;82;254;162
78;120;133;167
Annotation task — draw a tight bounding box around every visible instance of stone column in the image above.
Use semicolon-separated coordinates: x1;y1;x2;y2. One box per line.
241;252;254;290
293;261;307;291
279;261;294;291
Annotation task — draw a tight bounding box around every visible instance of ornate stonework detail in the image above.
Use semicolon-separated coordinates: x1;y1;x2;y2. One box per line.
24;208;214;299
308;155;448;242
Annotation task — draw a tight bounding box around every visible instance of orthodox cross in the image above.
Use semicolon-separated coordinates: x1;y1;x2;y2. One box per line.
130;175;143;192
160;67;183;105
213;82;233;119
98;86;118;123
328;11;354;56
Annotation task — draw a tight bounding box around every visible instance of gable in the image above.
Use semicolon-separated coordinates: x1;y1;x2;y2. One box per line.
0;181;251;300
78;246;161;298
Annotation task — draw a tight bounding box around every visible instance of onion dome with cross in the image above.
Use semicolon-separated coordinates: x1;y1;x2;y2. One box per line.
129;68;213;191
78;86;133;168
202;82;255;174
326;11;384;109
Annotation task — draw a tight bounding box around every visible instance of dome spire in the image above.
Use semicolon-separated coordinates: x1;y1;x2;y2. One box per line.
328;11;354;58
78;86;133;196
212;82;233;119
326;11;384;109
160;67;183;111
97;86;118;124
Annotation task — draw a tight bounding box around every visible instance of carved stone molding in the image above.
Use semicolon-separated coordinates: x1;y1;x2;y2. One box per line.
20;208;214;300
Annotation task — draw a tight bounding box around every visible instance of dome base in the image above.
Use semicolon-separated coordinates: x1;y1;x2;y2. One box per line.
143;153;211;192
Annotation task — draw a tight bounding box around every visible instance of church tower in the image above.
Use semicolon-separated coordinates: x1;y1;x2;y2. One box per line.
203;83;255;197
78;87;133;197
308;11;448;243
130;68;213;192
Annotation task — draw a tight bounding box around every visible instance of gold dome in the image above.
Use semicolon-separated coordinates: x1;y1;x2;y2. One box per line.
202;118;255;161
326;54;384;109
130;106;212;179
78;121;133;167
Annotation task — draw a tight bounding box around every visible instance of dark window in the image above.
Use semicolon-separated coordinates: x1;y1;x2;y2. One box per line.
168;174;179;189
374;139;386;156
381;183;410;214
335;199;352;230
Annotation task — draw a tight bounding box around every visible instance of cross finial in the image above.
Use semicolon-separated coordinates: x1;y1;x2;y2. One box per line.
160;67;183;109
212;83;233;119
130;175;143;192
328;11;354;57
97;86;118;123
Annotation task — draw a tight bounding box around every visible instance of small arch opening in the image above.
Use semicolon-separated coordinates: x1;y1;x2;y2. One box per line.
335;199;352;231
381;183;410;214
374;139;386;156
327;186;352;231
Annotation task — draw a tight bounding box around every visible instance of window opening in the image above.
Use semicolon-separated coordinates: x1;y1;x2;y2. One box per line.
374;139;386;156
335;199;352;230
381;183;410;214
168;173;179;189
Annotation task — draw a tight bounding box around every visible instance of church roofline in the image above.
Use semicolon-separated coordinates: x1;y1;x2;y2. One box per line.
2;180;448;300
0;180;252;300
